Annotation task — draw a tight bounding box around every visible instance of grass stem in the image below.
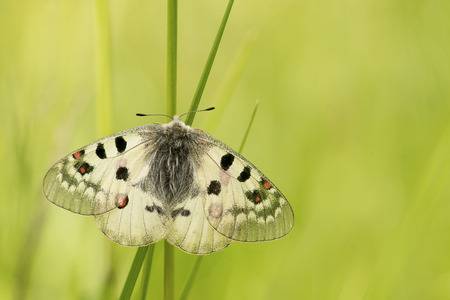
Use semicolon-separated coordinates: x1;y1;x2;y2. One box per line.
164;241;175;300
140;245;155;300
178;256;203;300
185;0;235;126
167;0;178;116
119;247;149;300
165;1;178;300
238;102;259;153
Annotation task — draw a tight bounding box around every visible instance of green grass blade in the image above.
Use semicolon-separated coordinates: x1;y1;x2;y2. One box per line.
122;0;178;299
178;2;236;298
178;102;259;300
165;1;178;300
140;245;155;300
119;247;149;300
167;0;178;116
206;35;256;130
238;102;259;153
185;0;235;126
178;256;203;300
164;241;175;300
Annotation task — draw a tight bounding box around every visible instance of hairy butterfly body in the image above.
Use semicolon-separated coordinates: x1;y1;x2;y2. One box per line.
43;117;294;254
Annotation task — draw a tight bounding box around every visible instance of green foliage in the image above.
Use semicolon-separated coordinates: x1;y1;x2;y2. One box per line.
2;1;450;300
140;245;155;300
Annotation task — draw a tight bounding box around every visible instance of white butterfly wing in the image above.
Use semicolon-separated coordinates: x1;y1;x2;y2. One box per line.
198;138;294;242
95;190;168;246
43;125;168;246
165;196;231;255
43;126;154;215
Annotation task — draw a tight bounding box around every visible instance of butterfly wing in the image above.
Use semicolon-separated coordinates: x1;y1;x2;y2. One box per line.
95;193;168;246
43;125;168;246
43;126;155;215
165;196;231;254
197;135;294;242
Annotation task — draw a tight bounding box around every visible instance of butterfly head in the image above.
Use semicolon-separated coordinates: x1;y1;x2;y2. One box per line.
165;115;191;130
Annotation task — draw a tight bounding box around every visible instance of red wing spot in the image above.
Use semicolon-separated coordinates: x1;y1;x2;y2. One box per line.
117;195;129;209
72;151;83;160
77;162;93;175
78;166;86;174
254;194;262;203
262;180;272;190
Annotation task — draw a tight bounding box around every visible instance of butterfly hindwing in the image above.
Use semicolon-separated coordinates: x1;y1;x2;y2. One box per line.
197;137;294;242
165;196;231;254
95;192;168;246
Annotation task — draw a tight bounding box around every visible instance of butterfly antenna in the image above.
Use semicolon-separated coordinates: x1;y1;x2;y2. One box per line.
178;107;215;119
135;113;173;121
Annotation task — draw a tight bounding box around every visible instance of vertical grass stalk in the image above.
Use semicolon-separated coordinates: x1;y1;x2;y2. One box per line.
179;102;259;300
179;2;236;298
185;0;235;126
121;0;233;298
238;102;259;153
178;256;203;300
164;241;175;300
119;247;149;300
165;1;178;300
140;245;155;300
167;0;178;117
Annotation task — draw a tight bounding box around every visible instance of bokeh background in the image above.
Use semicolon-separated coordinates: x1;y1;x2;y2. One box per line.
2;0;450;299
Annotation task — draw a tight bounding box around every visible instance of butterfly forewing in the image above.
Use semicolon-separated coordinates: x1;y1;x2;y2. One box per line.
43;126;156;215
198;138;294;242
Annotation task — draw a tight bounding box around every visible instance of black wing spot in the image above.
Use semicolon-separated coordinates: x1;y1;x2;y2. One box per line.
207;180;221;195
95;143;107;159
220;153;234;170
146;204;163;215
237;166;251;182
181;209;190;217
171;208;181;218
116;167;129;181
115;136;127;153
171;208;191;218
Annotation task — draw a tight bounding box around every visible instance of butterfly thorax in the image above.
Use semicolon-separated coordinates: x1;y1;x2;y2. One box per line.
140;120;207;207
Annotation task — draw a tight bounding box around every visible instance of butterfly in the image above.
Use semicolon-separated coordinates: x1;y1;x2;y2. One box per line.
43;111;294;255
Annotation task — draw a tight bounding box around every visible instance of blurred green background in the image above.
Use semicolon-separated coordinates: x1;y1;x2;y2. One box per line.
2;0;450;299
